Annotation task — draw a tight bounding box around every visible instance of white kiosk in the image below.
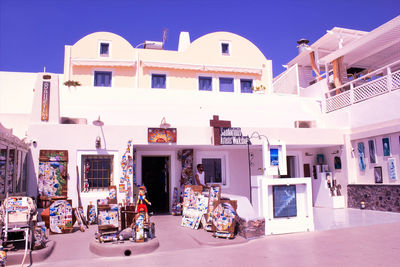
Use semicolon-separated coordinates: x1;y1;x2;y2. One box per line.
251;140;314;235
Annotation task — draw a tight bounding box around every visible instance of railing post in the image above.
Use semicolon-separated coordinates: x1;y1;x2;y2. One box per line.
387;67;392;92
350;82;354;105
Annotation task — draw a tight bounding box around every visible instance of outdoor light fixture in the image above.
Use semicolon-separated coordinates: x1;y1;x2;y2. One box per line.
95;136;101;149
160;117;171;129
305;152;314;156
93;116;104;127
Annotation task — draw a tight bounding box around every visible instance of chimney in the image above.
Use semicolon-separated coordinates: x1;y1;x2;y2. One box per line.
297;38;309;54
178;31;190;52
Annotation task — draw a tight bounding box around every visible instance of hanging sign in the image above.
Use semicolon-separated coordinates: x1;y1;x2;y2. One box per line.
148;128;177;143
41;81;50;121
219;127;247;145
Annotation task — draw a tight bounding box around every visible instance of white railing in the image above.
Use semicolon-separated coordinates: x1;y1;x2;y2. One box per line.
325;60;400;113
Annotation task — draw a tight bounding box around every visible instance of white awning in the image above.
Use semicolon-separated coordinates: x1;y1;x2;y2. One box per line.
142;60;262;74
71;58;136;67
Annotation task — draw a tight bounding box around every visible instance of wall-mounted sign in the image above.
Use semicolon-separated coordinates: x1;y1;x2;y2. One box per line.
148;128;177;143
41;81;50;121
220;127;247;145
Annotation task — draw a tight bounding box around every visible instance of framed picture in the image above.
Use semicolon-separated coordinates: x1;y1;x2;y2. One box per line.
334;156;342;170
273;185;297;218
368;139;377;164
262;140;287;176
388;157;397;180
382;137;391;156
316;154;325;165
357;142;366;171
374;166;383;183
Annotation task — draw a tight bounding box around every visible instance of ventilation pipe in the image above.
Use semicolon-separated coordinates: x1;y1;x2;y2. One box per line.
178;31;190;52
297;38;310;54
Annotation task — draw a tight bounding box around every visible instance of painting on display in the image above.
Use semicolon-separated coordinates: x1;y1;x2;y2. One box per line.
108;185;117;204
49;199;73;234
368;139;377;164
334;157;342;170
273;185;297;218
148;128;177;143
206;185;221;223
270;149;279;166
97;204;119;228
211;200;237;238
388;158;397;180
38;150;68;197
374;166;383;183
382;137;391;156
179;149;193;187
357;142;366;171
120;139;134;203
316;154;325;165
87;204;97;225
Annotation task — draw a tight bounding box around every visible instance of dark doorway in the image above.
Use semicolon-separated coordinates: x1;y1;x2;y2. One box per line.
141;156;169;214
279;156;296;178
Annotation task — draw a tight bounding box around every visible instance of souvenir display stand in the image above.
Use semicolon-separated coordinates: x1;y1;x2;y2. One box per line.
251;176;314;235
312;166;345;209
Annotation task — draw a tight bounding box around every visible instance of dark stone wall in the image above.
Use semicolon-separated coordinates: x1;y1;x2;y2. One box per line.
347;184;400;212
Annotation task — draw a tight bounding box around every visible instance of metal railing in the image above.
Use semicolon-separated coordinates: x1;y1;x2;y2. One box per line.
324;59;400;113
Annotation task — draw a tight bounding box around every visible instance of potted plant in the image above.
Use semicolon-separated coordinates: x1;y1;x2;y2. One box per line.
251;84;266;94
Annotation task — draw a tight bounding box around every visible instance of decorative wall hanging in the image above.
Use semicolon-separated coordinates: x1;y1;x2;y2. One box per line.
357;142;366;171
273;185;297;218
368;139;377;164
382;137;391;156
120;140;134;203
211;200;237;238
180;149;193;187
49;199;73;234
148;128;177;143
205;185;221;229
38;150;68;197
388;157;397;180
374;166;383;183
316;154;325;165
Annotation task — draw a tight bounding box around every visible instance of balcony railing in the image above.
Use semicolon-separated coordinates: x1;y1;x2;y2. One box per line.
324;60;400;113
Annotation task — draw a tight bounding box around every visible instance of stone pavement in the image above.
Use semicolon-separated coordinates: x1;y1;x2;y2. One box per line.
8;208;400;266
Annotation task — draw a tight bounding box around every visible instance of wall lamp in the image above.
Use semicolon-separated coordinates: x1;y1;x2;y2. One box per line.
160;117;171;129
95;136;101;149
305;152;314;156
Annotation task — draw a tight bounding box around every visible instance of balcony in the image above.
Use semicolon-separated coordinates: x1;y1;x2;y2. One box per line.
324;60;400;113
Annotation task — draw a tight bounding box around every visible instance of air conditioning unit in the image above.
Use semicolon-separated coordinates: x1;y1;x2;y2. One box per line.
294;120;316;128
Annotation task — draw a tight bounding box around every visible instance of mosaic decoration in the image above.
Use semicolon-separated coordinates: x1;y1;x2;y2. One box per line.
97;204;119;228
41;81;50;121
148;128;177;143
120;140;134;202
211;200;237;238
181;185;208;229
49;200;73;234
38;150;68;197
171;187;182;216
273;185;297;218
180;149;193;187
0;247;6;266
87;204;97;224
78;207;88;227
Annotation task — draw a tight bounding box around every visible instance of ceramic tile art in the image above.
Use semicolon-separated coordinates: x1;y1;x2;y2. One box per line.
49;200;73;234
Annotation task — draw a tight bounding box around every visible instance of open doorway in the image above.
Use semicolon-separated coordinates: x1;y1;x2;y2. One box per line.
280;156;297;178
141;156;170;214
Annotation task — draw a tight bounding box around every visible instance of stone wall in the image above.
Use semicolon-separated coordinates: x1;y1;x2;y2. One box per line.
347;184;400;212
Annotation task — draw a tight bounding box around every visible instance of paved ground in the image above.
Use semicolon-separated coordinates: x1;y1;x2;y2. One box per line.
9;208;400;267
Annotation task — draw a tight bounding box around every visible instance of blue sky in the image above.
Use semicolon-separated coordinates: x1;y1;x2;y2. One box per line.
0;0;399;76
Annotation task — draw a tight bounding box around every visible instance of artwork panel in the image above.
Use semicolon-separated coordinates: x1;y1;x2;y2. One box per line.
382;137;391;156
273;185;297;218
374;166;383;183
368;139;377;164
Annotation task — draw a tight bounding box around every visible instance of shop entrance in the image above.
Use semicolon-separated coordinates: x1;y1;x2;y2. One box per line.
280;156;297;178
141;156;170;214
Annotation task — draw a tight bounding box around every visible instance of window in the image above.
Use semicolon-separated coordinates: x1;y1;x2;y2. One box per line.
199;76;212;91
151;74;166;89
240;79;253;93
221;43;230;55
219;77;234;92
100;43;109;56
94;71;112;87
202;158;222;184
82;155;113;191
